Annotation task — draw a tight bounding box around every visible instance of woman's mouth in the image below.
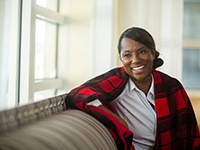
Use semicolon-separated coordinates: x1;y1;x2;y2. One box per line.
132;65;146;73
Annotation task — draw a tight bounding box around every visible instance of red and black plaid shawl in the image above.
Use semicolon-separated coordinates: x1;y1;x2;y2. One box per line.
65;67;200;150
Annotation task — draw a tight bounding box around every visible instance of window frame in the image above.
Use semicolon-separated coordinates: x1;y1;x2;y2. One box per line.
19;0;66;105
0;0;22;109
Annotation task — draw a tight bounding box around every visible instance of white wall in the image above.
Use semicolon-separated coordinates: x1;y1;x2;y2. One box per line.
58;0;93;91
61;0;118;91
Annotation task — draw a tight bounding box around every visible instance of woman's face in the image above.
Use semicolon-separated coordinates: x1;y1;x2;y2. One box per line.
120;38;155;83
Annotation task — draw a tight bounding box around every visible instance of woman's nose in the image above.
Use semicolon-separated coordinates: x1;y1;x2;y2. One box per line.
131;55;140;63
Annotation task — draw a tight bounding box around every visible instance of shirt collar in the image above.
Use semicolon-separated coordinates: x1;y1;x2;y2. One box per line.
128;75;154;96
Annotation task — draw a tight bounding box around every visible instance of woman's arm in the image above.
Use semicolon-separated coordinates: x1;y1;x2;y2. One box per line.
98;105;128;128
88;99;128;128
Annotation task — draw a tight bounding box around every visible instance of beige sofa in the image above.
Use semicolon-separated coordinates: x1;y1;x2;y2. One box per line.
0;94;117;150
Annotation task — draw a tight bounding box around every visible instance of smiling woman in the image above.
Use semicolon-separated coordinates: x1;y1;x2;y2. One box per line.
120;38;154;95
65;27;200;150
118;27;163;95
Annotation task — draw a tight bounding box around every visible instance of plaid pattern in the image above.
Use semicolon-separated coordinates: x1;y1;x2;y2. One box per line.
65;67;200;150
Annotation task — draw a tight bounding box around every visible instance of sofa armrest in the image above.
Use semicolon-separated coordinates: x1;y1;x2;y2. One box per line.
0;109;117;150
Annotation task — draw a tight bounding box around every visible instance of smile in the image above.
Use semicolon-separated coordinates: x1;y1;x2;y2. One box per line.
132;65;145;71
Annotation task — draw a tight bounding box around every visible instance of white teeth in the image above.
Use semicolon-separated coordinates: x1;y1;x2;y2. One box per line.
132;65;145;71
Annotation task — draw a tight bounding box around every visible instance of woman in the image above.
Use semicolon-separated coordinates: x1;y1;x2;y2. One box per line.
65;27;200;150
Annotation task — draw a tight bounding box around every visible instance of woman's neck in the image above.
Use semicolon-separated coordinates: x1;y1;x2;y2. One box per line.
132;76;152;96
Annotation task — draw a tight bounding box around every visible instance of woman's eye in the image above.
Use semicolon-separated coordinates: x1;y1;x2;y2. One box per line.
123;54;130;58
139;50;146;54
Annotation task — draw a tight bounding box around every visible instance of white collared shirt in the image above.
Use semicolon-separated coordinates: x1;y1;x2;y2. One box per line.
87;76;157;150
108;76;157;150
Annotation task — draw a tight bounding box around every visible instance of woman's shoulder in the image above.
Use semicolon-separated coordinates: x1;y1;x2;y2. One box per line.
153;70;183;89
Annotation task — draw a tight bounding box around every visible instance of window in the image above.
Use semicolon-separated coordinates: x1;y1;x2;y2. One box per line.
20;0;67;104
0;0;67;110
182;0;200;90
0;0;21;110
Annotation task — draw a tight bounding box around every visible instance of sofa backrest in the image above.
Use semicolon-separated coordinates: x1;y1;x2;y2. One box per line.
0;93;68;134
